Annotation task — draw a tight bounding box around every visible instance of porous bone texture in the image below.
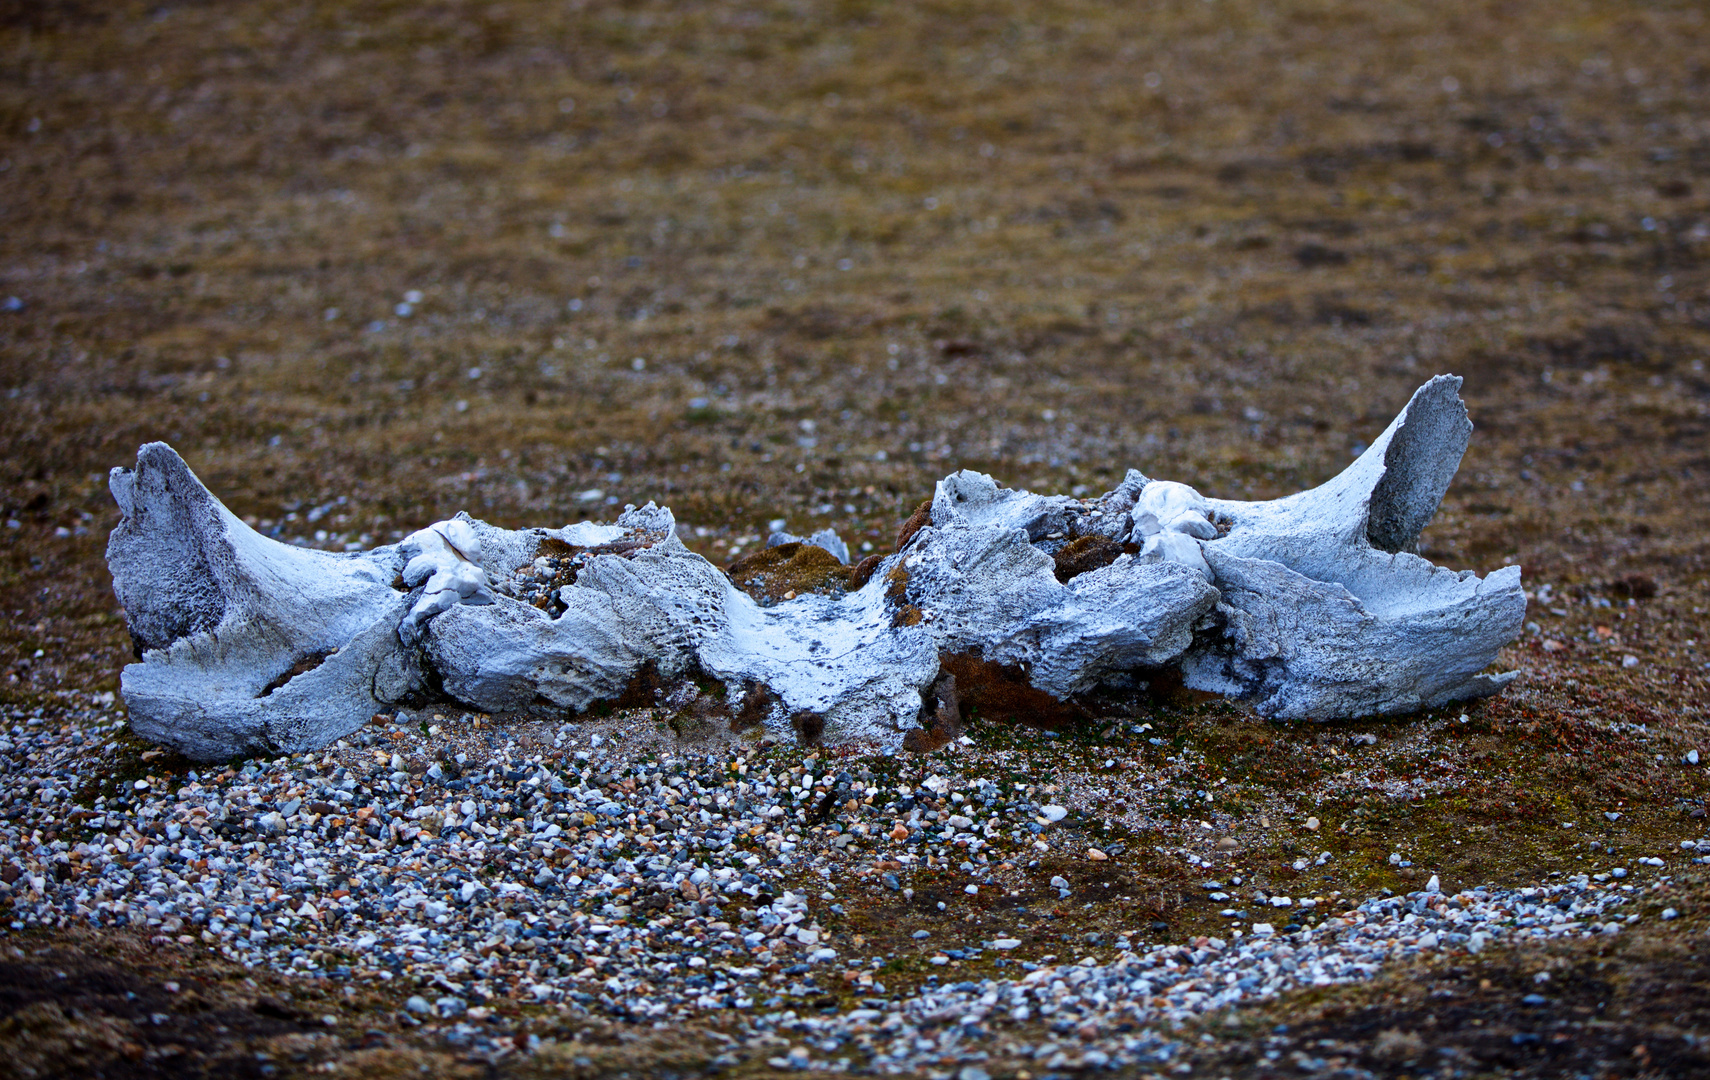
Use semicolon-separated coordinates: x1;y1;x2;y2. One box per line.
1182;375;1526;716
104;376;1523;760
107;443;414;761
912;471;1219;694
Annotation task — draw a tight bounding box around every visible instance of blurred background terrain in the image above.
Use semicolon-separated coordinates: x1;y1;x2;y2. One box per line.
3;1;1707;598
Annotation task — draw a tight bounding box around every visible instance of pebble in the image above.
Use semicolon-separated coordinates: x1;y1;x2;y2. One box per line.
0;702;1692;1075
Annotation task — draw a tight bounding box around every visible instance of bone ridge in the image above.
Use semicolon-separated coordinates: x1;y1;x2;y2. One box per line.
104;375;1524;760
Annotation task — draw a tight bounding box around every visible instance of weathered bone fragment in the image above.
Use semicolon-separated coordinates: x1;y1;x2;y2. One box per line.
105;375;1524;761
1183;375;1524;717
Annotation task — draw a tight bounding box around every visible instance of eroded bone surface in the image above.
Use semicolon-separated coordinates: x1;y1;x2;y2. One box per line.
105;375;1524;761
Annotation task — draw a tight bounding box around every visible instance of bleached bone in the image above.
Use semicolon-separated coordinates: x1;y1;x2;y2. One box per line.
105;375;1523;761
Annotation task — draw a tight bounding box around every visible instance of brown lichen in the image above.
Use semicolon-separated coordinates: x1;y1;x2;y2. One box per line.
1051;534;1128;583
789;709;826;745
937;651;1085;726
847;553;884;591
883;563;911;603
725;542;850;605
604;660;668;713
896;499;933;552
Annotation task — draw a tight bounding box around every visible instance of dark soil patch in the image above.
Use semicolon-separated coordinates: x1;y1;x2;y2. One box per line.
0;932;403;1079
1189;925;1710;1079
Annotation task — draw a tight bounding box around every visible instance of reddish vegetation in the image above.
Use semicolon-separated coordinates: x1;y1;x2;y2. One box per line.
1051;534;1131;583
894;501;934;553
937;652;1088;728
724;541;853;604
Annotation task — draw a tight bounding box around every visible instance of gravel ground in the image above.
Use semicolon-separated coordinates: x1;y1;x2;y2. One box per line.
4;697;1704;1075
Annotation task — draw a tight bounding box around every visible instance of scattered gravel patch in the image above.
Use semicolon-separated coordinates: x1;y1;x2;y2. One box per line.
1;701;1705;1073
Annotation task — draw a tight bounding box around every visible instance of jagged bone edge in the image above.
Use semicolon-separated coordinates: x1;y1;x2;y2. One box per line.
104;376;1525;761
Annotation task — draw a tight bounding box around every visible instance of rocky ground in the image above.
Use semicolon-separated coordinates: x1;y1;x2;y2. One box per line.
3;0;1710;1076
